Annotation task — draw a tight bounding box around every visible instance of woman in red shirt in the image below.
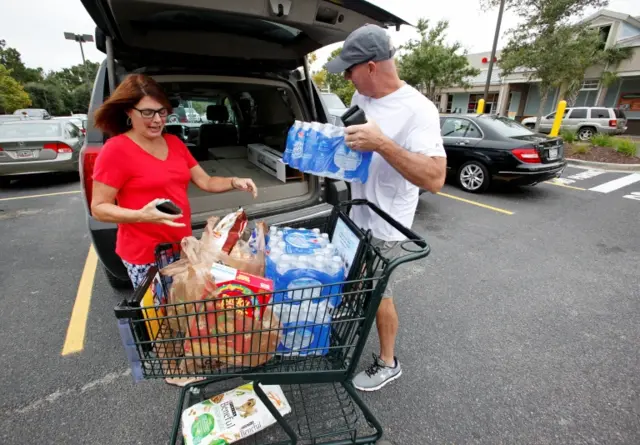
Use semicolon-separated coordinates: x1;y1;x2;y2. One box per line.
91;74;257;288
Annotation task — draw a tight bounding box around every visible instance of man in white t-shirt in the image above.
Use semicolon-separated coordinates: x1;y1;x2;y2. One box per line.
326;24;447;392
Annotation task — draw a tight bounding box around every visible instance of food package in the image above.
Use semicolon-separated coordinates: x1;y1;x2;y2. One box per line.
182;382;291;445
216;222;267;276
183;263;281;368
201;209;248;256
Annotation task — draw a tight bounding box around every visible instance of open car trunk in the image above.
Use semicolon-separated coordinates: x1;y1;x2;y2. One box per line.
154;74;314;221
82;0;408;71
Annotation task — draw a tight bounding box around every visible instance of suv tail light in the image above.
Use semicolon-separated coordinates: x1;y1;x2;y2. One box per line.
82;146;101;212
44;142;73;153
609;119;617;127
512;148;541;163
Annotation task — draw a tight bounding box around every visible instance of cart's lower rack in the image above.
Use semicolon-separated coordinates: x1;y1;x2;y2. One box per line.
171;378;383;445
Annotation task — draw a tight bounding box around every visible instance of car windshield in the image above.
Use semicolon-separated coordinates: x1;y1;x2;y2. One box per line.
479;116;535;137
322;94;346;109
0;123;62;138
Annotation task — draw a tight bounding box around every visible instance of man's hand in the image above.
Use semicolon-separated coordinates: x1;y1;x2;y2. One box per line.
344;120;387;152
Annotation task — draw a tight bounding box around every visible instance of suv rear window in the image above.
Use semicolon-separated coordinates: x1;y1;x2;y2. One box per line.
590;108;609;119
614;108;627;119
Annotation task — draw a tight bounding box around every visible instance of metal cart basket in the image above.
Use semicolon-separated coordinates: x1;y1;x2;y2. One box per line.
115;200;430;445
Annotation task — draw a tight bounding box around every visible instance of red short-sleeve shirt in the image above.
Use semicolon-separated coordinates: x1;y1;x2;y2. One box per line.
93;134;198;264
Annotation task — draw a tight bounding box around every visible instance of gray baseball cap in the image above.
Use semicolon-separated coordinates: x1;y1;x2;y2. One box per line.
325;24;396;73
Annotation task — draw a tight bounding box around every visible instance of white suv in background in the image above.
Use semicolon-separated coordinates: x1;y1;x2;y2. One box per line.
521;107;628;141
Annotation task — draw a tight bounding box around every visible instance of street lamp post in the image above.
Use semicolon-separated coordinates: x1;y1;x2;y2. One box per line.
64;32;94;83
483;0;506;108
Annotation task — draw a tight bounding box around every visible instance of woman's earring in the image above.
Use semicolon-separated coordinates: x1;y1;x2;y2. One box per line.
126;117;132;126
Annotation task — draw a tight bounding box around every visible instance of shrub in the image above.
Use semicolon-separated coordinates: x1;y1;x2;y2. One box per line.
614;138;638;157
591;133;614;147
572;144;590;155
560;130;577;143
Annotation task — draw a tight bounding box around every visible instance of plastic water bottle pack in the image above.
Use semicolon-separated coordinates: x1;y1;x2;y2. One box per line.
283;120;372;183
265;225;346;356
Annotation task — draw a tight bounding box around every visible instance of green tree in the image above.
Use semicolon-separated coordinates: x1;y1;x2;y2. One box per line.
0;64;31;113
488;0;632;130
0;40;43;84
47;61;100;90
397;19;480;102
23;82;66;115
70;83;92;113
321;48;356;106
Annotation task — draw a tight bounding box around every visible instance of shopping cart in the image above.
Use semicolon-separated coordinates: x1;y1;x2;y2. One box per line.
115;200;431;445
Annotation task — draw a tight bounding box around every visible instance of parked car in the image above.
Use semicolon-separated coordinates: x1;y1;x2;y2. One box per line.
321;92;348;117
53;116;88;135
439;114;567;193
0;120;84;187
79;0;407;289
521;107;628;141
13;108;51;120
0;114;28;124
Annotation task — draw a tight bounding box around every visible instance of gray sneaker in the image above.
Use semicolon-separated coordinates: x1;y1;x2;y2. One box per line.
352;354;402;392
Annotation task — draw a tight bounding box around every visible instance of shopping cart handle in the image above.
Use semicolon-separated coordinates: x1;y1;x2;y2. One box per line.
339;199;427;249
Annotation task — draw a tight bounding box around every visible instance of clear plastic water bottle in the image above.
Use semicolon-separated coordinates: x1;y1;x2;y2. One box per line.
312;228;321;235
323;243;335;256
320;233;330;247
328;256;343;276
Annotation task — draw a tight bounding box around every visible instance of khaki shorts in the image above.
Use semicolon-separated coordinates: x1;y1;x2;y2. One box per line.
371;237;405;299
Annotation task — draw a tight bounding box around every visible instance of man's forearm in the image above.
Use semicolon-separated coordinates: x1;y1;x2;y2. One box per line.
377;138;446;193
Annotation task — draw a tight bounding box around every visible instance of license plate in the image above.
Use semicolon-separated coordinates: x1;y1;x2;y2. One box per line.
17;150;34;159
548;148;558;160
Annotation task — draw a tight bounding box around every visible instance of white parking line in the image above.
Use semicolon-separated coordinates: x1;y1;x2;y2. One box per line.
589;173;640;194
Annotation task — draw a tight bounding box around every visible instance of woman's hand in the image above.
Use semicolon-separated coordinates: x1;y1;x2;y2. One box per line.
232;177;258;198
137;198;186;227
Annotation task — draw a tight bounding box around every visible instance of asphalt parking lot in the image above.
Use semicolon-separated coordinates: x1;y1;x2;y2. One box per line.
1;166;639;445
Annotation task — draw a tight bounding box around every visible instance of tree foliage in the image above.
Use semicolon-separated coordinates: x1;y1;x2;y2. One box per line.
0;64;31;113
0;39;43;84
320;48;356;106
0;40;99;115
397;19;480;102
490;0;632;129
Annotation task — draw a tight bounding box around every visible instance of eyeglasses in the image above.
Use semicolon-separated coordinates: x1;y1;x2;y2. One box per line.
133;107;169;119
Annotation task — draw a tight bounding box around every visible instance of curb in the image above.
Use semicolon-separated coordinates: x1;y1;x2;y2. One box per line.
568;158;640;172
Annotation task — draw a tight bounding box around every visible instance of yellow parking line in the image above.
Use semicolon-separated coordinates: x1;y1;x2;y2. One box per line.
543;180;586;191
437;192;513;215
0;190;81;202
62;245;98;356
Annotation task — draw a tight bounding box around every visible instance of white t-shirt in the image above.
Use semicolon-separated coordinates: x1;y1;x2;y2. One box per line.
349;84;446;241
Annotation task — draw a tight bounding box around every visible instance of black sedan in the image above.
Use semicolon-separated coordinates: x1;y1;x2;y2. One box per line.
439;114;567;193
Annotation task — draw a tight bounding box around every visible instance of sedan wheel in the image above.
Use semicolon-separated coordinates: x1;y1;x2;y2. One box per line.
458;161;490;193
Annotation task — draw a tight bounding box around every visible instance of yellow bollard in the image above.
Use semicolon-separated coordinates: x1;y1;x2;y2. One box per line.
549;100;567;137
476;99;485;114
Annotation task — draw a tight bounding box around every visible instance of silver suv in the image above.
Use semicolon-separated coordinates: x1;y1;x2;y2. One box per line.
521;107;628;141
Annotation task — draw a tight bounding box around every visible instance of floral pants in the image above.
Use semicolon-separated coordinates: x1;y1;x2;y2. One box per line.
122;260;154;289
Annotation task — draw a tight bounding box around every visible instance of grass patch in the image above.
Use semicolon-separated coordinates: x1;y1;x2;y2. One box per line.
572;144;591;155
560;130;577;143
614;138;638;157
590;133;614;147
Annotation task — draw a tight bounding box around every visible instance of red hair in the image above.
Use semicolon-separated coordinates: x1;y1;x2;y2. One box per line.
94;74;172;136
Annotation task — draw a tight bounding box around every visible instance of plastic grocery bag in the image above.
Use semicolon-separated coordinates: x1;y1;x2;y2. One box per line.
181;382;291;445
207;220;267;277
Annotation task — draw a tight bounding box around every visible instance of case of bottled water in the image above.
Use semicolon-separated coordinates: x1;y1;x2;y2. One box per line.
265;225;346;356
283;120;372;183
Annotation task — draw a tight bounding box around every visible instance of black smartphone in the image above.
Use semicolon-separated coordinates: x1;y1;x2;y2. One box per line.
156;199;182;215
341;105;367;127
